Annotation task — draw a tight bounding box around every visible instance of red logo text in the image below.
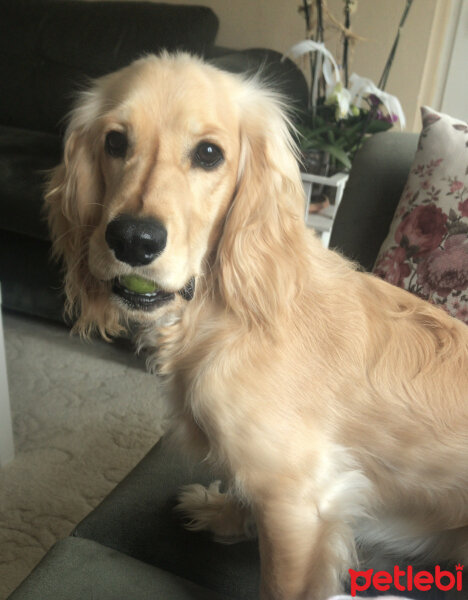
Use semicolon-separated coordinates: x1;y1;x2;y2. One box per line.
349;564;464;596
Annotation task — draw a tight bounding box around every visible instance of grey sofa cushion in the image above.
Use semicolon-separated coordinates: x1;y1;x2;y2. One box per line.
8;537;228;600
0;0;219;133
0;126;61;241
330;132;419;271
0;231;64;322
73;439;261;600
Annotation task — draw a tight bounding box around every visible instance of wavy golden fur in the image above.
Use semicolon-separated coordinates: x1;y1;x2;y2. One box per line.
46;53;468;599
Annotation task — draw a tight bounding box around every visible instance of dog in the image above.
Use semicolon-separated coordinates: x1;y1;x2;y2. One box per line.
46;53;468;600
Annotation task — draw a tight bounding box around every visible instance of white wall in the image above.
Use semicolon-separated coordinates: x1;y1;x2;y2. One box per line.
439;0;468;122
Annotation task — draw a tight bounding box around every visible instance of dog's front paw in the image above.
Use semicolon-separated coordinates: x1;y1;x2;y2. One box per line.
175;481;256;543
176;481;224;531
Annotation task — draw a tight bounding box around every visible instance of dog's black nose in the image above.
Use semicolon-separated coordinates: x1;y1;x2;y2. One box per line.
105;215;167;266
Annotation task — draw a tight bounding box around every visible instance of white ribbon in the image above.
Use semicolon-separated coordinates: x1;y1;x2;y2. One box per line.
349;73;406;128
283;40;341;93
283;42;405;128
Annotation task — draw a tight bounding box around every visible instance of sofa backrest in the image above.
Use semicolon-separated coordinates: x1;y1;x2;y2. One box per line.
0;0;219;133
330;132;419;271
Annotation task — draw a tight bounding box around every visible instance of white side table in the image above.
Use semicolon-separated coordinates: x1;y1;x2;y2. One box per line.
0;285;14;466
301;171;349;247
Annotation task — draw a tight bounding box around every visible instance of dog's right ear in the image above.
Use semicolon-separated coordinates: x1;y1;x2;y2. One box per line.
44;95;120;338
48;126;102;228
46;126;103;273
45;75;113;258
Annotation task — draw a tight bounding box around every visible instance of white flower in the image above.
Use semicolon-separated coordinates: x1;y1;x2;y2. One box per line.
325;82;353;120
349;73;406;128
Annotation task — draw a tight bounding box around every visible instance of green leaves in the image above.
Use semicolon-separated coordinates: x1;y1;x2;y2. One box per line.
318;143;352;170
296;103;394;171
366;119;393;134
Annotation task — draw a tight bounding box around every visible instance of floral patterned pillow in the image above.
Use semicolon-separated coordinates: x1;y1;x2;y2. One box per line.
373;106;468;324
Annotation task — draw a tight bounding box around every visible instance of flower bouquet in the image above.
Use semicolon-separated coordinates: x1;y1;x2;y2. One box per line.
287;0;412;174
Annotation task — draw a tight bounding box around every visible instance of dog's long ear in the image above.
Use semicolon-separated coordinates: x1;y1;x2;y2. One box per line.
216;82;308;330
45;93;121;338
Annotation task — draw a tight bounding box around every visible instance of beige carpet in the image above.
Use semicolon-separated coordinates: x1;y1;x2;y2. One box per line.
0;311;169;599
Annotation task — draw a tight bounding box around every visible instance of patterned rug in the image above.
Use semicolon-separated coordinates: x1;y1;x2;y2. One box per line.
0;312;168;598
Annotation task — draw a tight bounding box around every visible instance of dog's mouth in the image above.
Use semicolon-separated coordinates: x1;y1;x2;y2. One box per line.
112;274;195;312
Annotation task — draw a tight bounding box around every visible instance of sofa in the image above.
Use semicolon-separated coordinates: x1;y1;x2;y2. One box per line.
0;0;308;324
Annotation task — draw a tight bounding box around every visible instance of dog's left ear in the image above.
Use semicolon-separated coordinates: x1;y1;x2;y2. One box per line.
216;83;308;329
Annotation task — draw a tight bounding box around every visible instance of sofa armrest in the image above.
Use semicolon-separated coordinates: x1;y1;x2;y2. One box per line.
329;132;419;271
8;537;228;600
72;439;260;600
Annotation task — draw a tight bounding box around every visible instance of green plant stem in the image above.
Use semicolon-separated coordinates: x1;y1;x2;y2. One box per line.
302;0;311;29
302;0;315;112
315;0;325;98
378;0;413;91
343;0;351;88
354;0;413;154
311;0;325;117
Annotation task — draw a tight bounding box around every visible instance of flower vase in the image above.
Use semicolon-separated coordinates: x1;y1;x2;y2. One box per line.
301;150;330;210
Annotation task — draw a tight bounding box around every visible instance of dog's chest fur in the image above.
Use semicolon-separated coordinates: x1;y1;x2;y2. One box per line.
140;302;253;459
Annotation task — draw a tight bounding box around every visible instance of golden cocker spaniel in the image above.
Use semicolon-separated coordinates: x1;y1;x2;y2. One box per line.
46;53;468;600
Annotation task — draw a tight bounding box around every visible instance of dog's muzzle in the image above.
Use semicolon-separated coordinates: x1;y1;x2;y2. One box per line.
105;214;195;311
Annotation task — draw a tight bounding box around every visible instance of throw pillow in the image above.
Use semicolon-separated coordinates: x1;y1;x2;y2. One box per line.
373;106;468;324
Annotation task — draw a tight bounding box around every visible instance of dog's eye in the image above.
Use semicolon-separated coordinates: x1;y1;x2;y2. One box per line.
105;130;128;158
193;142;223;169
